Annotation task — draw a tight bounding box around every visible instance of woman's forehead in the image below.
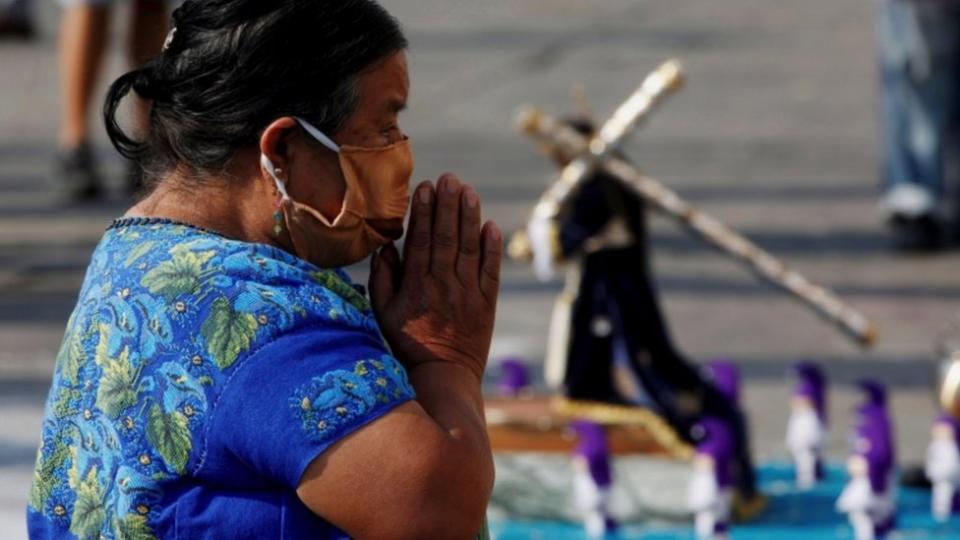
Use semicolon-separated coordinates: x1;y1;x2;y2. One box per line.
358;52;409;111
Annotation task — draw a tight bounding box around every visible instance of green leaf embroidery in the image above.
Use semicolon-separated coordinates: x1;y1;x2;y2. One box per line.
124;241;156;268
28;434;72;511
67;446;81;490
51;388;80;419
309;271;370;311
56;328;86;386
96;347;138;418
140;249;215;300
94;323;111;367
201;297;259;369
113;514;157;540
145;404;191;474
27;449;45;511
70;467;106;540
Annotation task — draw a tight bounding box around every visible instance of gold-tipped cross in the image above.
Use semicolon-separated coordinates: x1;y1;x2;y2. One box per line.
511;60;877;348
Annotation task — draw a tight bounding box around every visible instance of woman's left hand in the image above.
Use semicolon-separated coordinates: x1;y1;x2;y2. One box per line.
368;173;501;382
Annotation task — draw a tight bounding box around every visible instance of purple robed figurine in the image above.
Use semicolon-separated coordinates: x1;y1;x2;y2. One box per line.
688;417;735;540
836;380;896;540
705;360;740;406
786;361;828;489
570;420;616;537
497;358;531;397
856;381;896;495
926;413;960;522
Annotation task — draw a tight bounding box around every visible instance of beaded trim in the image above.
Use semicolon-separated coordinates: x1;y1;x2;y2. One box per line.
108;217;222;237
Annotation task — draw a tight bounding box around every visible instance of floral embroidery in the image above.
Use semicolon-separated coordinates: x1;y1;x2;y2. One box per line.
292;356;414;443
29;218;409;539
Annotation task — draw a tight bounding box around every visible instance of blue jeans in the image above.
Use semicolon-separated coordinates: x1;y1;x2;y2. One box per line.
876;0;960;218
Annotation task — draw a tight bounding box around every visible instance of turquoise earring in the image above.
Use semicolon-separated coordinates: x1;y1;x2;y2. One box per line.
273;168;284;236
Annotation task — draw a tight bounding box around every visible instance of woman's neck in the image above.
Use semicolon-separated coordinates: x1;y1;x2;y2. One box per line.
126;169;286;250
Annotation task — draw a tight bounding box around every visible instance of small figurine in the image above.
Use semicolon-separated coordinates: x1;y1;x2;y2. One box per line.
571;420;617;538
836;381;896;540
688;417;735;540
498;358;532;398
785;361;827;490
704;360;741;407
925;414;960;522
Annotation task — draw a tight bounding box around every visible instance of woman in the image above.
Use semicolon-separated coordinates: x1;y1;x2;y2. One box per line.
27;1;501;538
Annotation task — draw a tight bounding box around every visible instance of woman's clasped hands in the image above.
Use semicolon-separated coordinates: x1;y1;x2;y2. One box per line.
370;173;502;382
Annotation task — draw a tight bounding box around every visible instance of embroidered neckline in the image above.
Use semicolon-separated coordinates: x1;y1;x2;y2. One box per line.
108;216;222;236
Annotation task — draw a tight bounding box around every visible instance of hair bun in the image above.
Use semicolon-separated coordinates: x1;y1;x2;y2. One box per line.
132;67;165;101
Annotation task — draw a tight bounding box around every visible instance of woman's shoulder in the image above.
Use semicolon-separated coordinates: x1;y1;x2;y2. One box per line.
74;218;385;381
97;217;379;338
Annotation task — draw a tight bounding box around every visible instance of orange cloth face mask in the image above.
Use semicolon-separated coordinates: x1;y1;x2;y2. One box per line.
261;117;414;268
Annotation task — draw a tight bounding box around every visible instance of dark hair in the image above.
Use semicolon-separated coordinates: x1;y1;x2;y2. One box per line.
104;0;407;183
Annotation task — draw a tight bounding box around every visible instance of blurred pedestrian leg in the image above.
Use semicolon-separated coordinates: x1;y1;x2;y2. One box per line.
0;0;33;39
875;0;960;251
55;0;170;200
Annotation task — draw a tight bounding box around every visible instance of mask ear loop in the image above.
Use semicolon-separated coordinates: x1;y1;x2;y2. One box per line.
261;153;289;200
291;117;349;227
261;154;289;236
295;117;340;153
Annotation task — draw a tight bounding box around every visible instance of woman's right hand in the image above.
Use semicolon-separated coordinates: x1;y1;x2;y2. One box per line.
369;173;502;382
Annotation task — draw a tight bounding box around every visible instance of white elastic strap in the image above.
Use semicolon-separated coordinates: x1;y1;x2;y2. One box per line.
295;116;340;153
260;153;290;201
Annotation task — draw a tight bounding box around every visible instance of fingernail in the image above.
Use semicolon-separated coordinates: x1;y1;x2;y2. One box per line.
464;189;479;208
418;186;432;204
489;223;501;242
445;177;459;194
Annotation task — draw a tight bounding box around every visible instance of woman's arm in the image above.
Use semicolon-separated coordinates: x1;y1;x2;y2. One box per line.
297;173;500;539
297;396;491;540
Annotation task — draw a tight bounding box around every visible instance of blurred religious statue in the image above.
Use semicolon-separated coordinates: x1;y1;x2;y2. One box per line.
509;116;761;511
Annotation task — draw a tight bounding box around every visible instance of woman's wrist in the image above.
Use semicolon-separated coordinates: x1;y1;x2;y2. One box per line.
406;355;484;385
408;360;487;426
393;337;487;384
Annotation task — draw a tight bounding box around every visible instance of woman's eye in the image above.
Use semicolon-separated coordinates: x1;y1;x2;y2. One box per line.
380;126;404;144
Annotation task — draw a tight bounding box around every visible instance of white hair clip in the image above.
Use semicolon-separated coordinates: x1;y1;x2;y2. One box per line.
162;27;177;52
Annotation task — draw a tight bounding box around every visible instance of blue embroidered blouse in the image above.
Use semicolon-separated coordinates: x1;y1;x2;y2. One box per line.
27;218;416;540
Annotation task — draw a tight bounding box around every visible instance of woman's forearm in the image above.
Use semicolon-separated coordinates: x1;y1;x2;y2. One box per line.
409;361;489;451
406;361;493;538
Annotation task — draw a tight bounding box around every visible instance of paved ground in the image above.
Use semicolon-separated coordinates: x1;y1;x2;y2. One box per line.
2;0;958;537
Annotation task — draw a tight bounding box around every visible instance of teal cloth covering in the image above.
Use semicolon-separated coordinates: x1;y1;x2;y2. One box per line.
490;462;960;539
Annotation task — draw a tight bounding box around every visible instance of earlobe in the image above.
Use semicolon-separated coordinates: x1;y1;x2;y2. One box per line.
261;153;290;200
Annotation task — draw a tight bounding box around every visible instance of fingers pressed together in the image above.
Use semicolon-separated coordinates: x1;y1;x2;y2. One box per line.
398;174;501;302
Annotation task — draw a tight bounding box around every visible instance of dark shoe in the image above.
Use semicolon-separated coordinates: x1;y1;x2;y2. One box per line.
0;12;34;40
55;143;103;201
888;214;943;252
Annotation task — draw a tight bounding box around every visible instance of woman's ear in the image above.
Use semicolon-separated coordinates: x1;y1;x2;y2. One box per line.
259;117;300;177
